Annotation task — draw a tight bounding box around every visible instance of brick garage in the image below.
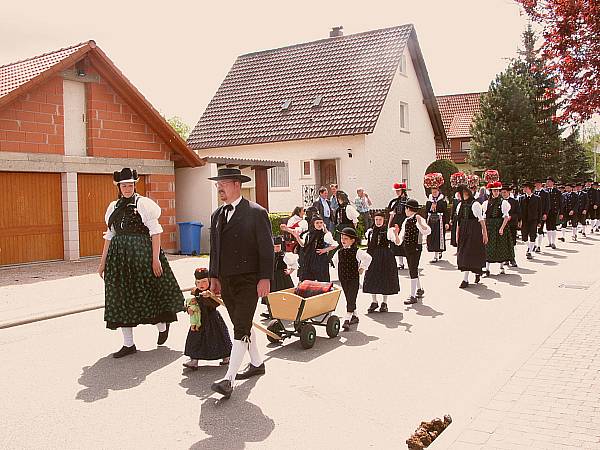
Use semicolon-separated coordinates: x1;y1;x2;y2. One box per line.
0;41;203;265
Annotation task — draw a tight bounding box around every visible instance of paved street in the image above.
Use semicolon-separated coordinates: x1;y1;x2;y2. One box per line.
2;237;600;449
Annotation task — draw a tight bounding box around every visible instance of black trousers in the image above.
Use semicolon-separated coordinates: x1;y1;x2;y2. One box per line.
578;212;587;225
522;221;538;242
340;278;359;313
546;212;559;231
405;247;422;279
220;273;259;340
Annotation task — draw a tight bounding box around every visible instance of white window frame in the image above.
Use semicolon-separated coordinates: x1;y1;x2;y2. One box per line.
399;102;409;132
460;140;472;152
269;162;290;191
399;53;407;76
300;160;313;179
402;160;410;190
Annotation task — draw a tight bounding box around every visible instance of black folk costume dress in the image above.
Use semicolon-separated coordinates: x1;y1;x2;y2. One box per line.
362;227;400;295
456;199;486;275
184;292;232;361
450;194;461;247
103;194;184;330
482;197;514;263
298;228;337;282
425;194;448;253
388;193;408;256
332;246;372;313
334;204;359;241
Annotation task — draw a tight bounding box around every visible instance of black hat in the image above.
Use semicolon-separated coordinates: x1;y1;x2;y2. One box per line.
522;181;534;189
404;198;421;211
113;168;139;185
340;227;358;240
208;167;251;183
593;181;599;186
534;179;543;184
546;176;556;182
586;178;593;183
194;268;209;280
373;210;386;218
500;183;512;191
575;180;583;186
311;214;323;222
273;236;283;245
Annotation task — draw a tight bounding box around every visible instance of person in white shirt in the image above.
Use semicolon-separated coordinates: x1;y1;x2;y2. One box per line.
292;215;338;282
280;206;308;253
456;185;488;288
481;181;513;275
333;190;359;238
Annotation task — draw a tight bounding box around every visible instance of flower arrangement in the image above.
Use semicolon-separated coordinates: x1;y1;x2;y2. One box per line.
424;172;444;189
450;172;467;188
483;169;500;183
467;174;480;189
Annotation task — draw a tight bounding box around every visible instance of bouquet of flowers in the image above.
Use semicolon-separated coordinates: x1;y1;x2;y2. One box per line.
450;172;467;188
467;174;480;189
483;169;500;183
424;172;444;189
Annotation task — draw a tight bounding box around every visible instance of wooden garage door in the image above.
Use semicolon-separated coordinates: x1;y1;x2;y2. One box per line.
78;174;146;257
0;172;64;265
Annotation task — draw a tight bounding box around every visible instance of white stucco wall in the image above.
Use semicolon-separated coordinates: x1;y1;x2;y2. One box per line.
364;47;437;205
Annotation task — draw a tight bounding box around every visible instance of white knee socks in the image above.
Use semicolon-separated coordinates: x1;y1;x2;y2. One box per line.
536;234;543;248
486;262;491;271
382;295;388;304
156;322;166;332
121;327;134;347
371;294;378;304
247;328;263;367
411;278;418;297
225;339;248;382
463;271;470;282
396;256;404;267
527;241;534;252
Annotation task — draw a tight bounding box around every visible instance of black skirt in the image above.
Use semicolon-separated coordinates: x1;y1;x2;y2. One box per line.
273;270;294;292
457;220;486;274
184;303;232;361
363;247;400;295
300;251;330;282
427;213;446;253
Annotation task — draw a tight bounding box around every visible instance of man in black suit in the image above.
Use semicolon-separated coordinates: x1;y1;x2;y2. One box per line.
312;186;334;232
560;182;579;241
501;184;519;267
208;168;274;399
518;181;542;259
544;176;563;249
533;179;550;253
575;181;589;236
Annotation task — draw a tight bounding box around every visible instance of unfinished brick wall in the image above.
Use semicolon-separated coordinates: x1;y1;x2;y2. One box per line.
146;174;177;251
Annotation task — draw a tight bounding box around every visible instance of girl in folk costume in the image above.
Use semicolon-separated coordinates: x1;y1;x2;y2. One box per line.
183;268;232;370
293;215;338;282
388;183;409;268
334;190;360;236
332;228;372;331
280;206;308;253
481;182;514;276
98;168;184;358
363;211;401;313
449;172;467;247
455;185;488;288
398;199;431;305
260;236;298;319
424;176;448;262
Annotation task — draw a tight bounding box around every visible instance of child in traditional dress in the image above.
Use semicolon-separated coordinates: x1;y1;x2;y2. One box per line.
183;268;231;370
457;185;488;287
388;183;409;269
425;186;448;262
398;199;431;304
260;236;298;319
482;182;513;275
293;215;338;282
332;228;372;331
364;211;400;313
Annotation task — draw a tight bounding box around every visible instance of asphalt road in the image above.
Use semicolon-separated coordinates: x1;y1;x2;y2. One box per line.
2;237;600;449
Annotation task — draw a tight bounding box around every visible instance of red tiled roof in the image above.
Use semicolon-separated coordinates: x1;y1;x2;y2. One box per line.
436;92;484;139
0;42;88;98
436;147;451;160
189;25;446;150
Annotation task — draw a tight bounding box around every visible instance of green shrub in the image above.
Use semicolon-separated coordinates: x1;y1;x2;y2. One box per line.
268;212;290;237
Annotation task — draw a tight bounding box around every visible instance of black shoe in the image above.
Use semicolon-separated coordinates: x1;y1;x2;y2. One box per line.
551;244;556;249
545;244;553;248
526;252;533;259
157;323;170;345
475;274;481;284
416;288;425;298
481;269;490;278
379;303;388;313
398;264;405;270
459;281;469;289
211;379;233;399
349;315;359;325
113;345;136;358
509;260;518;267
404;296;418;305
534;246;541;253
430;258;438;263
367;302;379;313
260;312;271;319
558;237;565;242
342;320;350;331
235;363;266;380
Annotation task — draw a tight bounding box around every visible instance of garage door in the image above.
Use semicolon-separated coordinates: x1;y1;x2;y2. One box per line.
78;174;146;257
0;172;64;265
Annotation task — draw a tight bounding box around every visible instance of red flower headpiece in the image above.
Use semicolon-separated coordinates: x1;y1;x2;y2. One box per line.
467;174;480;189
450;172;467;188
484;169;500;183
424;172;444;189
393;182;407;190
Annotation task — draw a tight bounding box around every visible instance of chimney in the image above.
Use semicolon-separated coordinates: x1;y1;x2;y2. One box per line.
329;26;344;38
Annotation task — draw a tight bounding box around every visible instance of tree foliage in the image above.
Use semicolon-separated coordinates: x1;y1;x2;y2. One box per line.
166;116;191;141
515;0;600;123
558;129;592;181
424;159;459;199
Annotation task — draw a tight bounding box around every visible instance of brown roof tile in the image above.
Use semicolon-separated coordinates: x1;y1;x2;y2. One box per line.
436;92;484;139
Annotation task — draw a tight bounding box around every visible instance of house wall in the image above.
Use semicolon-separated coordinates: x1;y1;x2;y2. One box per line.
365;47;437;204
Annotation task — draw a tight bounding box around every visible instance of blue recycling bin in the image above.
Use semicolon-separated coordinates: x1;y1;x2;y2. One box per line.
178;221;203;255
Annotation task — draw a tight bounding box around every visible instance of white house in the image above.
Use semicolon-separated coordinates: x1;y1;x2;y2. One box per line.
178;25;447;250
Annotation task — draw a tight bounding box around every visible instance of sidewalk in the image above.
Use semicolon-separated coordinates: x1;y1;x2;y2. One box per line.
0;255;206;327
441;278;600;449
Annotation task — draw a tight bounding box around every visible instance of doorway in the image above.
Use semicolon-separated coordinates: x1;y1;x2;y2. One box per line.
317;159;338;189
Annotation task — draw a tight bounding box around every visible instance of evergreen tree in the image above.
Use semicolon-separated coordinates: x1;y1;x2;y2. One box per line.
558;129;592;181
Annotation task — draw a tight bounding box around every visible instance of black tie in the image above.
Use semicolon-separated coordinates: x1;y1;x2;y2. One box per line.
221;204;233;230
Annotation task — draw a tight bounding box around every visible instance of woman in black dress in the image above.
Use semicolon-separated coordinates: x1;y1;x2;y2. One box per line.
293;215;338;282
98;168;184;358
456;185;488;289
425;187;448;262
388;183;408;269
260;236;297;319
449;192;461;247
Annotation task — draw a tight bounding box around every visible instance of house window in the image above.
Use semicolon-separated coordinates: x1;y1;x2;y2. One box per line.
269;163;289;189
399;102;409;131
399;54;407;75
402;160;410;188
301;160;312;178
460;140;472;152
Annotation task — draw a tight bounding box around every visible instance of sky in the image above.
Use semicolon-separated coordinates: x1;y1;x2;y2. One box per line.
1;0;531;127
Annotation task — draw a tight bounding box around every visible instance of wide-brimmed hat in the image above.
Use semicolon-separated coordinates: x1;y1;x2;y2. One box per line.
488;181;502;190
113;168;139;185
340;227;358;240
194;268;209;280
522;181;534;189
393;182;407;191
500;183;513;191
546;176;556;183
208;168;251;183
404;198;421;211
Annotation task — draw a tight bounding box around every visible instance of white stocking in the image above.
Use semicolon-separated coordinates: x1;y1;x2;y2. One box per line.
225;339;248;382
396;256;404;266
121;327;134;347
416;278;422;289
410;278;418;297
247;328;263;367
371;294;378;304
536;234;543;248
156;322;166;332
486;262;491;271
462;271;470;282
382;295;388;304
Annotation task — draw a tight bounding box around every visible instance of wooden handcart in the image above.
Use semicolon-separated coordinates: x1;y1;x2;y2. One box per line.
266;287;342;349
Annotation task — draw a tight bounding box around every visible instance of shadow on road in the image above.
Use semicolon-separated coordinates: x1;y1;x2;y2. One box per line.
462;283;502;300
489;273;528;287
508;266;536;275
76;347;180;402
527;258;559;266
179;364;228;400
366;311;413;332
405;302;444;318
429;260;457;271
191;376;274;450
553;247;578;253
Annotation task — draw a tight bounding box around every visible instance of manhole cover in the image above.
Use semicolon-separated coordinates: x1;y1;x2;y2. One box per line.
559;281;593;290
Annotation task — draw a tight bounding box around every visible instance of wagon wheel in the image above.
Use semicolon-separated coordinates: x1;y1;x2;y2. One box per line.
267;320;284;344
299;324;317;349
326;315;340;338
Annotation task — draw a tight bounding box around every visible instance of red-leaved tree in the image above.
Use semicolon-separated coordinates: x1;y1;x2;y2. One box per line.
516;0;600;123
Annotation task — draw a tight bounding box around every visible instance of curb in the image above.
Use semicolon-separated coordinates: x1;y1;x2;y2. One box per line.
0;304;104;330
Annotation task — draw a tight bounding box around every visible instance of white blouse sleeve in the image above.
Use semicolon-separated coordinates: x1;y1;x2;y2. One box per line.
332;251;339;269
471;202;485;221
416;218;432;237
356;249;372;271
501;200;511;218
103;201;118;241
283;252;299;270
346;205;360;223
481;200;489;218
387;227;400;245
365;229;373;241
286;216;299;227
136;196;163;236
324;231;338;248
298;220;309;232
455;203;462;215
399;221;407;245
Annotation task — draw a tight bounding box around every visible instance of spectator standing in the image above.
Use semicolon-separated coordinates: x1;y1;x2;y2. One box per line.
312;187;334;232
355;188;373;230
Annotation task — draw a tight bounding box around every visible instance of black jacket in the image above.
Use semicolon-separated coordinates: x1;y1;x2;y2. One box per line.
209;198;274;280
545;187;563;214
518;194;542;224
577;190;589;213
534;189;550;215
312;197;333;221
506;197;521;227
561;192;578;216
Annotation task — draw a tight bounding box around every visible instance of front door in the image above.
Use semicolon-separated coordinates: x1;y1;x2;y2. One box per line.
318;159;337;189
